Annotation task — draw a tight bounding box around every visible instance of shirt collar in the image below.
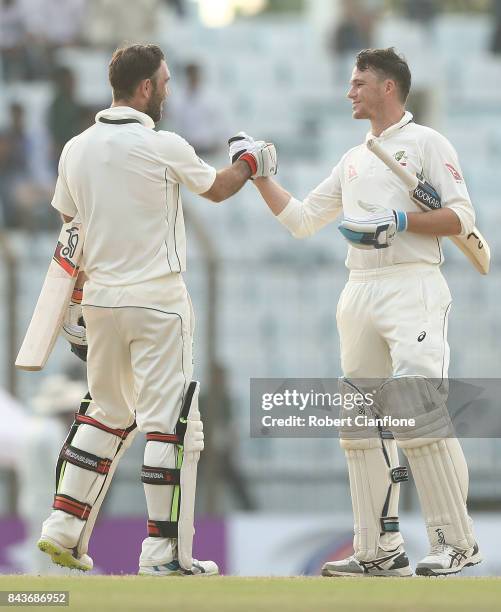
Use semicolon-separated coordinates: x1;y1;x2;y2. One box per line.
365;110;413;142
95;106;155;129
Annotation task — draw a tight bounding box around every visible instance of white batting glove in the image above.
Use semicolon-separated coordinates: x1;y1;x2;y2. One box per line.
338;200;407;250
61;287;87;346
228;132;278;179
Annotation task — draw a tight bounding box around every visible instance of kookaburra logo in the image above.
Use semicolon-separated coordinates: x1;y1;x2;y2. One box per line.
435;528;446;545
62;227;79;259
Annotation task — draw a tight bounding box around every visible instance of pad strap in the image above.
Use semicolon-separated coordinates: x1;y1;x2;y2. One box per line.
53;494;92;520
145;384;198;446
141;465;180;485
60;444;112;475
75;414;136;439
147;519;178;538
380;516;401;533
380;432;407;535
146;432;181;444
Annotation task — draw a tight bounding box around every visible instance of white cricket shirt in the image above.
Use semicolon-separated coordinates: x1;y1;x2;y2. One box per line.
51;106;216;307
278;112;476;270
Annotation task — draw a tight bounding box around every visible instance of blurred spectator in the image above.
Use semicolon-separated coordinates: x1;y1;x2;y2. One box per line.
0;0;31;82
491;0;501;54
0;377;86;573
0;103;30;226
199;363;255;511
402;0;439;25
47;66;84;166
0;0;84;83
166;63;230;158
22;0;86;48
164;0;186;18
329;0;378;56
0;103;54;229
84;0;162;49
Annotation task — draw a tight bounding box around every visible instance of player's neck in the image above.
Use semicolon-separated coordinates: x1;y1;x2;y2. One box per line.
112;98;145;113
370;108;406;137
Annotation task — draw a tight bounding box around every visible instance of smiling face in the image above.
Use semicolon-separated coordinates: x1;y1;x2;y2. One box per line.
346;66;390;121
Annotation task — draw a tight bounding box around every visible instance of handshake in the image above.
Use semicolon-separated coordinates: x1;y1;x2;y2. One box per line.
228;132;277;179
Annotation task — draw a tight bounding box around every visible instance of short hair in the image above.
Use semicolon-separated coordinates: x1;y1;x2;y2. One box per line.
355;47;411;103
109;44;165;101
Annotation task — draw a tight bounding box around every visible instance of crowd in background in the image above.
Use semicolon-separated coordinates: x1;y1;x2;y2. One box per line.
1;0;501;230
0;0;187;230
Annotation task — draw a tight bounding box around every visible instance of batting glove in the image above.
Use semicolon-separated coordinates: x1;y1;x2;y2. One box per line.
338;200;407;250
228;132;278;179
61;287;88;361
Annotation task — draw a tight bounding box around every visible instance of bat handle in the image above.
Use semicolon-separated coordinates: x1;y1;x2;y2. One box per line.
366;138;418;191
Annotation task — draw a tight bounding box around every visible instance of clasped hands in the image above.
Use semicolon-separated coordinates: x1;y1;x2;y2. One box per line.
228;132;277;179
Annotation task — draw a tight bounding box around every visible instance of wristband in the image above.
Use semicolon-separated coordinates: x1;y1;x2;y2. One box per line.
239;152;257;176
72;287;83;304
394;210;408;232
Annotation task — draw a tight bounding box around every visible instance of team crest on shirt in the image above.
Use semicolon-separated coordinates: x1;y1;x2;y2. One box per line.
347;164;358;181
393;150;408;166
445;163;463;183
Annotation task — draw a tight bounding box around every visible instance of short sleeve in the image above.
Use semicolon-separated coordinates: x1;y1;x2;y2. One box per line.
51;144;78;217
161;132;217;194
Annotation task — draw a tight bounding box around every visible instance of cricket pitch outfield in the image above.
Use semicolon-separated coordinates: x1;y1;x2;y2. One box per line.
1;576;500;612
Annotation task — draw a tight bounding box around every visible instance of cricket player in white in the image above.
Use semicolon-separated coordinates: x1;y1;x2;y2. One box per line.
37;44;276;575
230;48;482;577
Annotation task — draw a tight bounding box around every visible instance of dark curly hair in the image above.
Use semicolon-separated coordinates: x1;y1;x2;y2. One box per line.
356;47;411;103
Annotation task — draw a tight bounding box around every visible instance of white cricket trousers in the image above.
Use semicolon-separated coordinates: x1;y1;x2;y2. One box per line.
337;263;452;380
83;288;194;433
336;263;454;556
41;274;195;564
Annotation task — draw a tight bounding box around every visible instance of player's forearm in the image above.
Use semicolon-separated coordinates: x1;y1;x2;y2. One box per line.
203;161;252;202
74;271;87;290
253;177;292;216
406;208;461;236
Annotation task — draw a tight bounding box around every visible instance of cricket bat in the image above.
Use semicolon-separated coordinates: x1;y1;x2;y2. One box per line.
16;220;84;371
366;138;490;275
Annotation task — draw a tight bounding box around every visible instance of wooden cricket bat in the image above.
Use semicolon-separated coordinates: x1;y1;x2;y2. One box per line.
366;138;490;275
16;220;84;371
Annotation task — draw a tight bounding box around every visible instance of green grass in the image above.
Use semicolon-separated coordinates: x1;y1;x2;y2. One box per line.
1;576;500;612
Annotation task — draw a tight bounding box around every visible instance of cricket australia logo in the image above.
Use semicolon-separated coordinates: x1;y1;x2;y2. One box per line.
62;226;80;259
393;150;408;166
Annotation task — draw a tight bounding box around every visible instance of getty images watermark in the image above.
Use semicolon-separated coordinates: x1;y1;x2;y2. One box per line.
250;378;501;438
259;387;413;429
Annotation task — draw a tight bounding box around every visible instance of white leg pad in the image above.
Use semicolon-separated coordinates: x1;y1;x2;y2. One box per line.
140;381;203;571
399;437;474;549
178;382;204;570
139;441;178;566
341;436;406;561
77;428;136;555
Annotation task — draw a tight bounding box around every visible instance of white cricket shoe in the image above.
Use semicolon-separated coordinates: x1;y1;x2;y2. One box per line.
139;559;219;576
322;545;412;577
415;542;482;576
37;535;93;571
